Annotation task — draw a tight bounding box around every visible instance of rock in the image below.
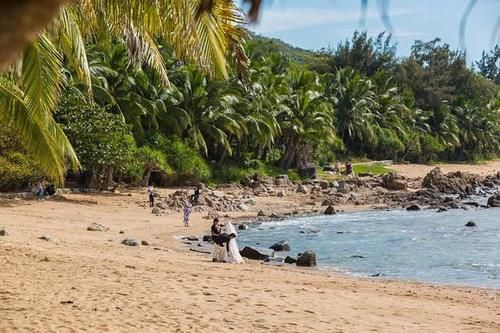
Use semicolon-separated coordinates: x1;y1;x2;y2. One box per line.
324;205;336;215
38;235;55;242
350;255;365;259
487;193;500;207
382;172;408;191
337;182;350;194
321;199;334;206
296;184;308;194
274;175;289;186
319;180;329;190
238;224;248;230
237;203;249;211
437;207;448;213
257;210;266;217
87;223;110;232
202;235;213;242
119;230;125;234
298;164;317;178
284;256;297;264
465;221;477;227
240;246;273;261
277;191;285;197
121;238;140;246
269;241;290;251
141;240;150;246
422;167;480;195
0;228;8;236
296;251;317;267
152;207;161;215
406;204;421;211
182;236;199;241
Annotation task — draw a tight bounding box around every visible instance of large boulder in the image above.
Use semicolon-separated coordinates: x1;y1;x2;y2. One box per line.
487;193;500;207
240;247;273;261
284;256;297;264
337;182;350;194
465;220;477;227
296;251;317;267
382;172;407;191
269;241;290;252
319;180;330;190
422;167;480;195
324;205;336;215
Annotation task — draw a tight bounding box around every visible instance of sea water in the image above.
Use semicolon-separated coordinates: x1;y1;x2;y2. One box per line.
238;203;500;289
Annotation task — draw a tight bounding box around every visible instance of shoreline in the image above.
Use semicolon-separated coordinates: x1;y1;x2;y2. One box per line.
1;162;500;332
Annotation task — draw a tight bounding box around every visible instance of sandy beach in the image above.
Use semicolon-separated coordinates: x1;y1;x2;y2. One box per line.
1;163;500;332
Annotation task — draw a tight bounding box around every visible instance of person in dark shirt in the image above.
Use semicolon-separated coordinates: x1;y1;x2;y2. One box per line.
211;218;235;252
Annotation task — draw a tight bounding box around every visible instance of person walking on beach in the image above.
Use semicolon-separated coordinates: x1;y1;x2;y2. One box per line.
147;183;155;207
183;200;193;227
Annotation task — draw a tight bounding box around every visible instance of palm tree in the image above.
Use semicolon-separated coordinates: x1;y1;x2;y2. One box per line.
278;68;335;169
0;0;249;182
325;68;378;154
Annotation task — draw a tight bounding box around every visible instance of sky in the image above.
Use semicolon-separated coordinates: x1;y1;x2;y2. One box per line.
239;0;500;62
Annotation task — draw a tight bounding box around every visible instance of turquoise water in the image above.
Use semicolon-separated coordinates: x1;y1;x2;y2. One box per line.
238;205;500;289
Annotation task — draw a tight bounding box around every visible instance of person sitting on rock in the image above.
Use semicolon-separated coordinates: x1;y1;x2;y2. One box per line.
191;186;200;205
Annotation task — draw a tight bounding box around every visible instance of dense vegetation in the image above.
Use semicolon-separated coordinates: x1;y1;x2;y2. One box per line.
0;27;499;189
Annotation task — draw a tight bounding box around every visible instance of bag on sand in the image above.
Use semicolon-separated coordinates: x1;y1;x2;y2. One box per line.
212;245;227;262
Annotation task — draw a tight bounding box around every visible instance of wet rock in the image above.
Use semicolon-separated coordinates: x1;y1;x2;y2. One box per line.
465;221;476;227
463;201;480;207
240;247;273;260
487;193;500;207
0;228;8;236
284;256;297;264
296;184;308;194
324;205;336;215
257;210;266;217
296;251;317;267
238;224;248;230
87;223;110;232
269;241;290;252
350;255;365;259
437;207;448;213
141;240;150;246
121;238;140;246
406;204;421;211
382;172;407;191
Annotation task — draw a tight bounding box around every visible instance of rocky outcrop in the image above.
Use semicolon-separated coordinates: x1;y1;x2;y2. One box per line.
296;251;317;267
240;247;273;260
487;193;500;207
422;168;480;195
269;241;290;252
382;172;407;191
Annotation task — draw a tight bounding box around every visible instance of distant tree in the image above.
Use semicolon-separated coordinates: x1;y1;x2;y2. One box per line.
476;46;500;84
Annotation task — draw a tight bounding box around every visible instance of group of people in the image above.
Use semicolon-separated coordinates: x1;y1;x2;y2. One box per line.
146;183;200;227
331;161;354;176
32;179;56;200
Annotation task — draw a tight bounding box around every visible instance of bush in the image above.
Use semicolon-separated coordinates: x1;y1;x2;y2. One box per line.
0;152;43;191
